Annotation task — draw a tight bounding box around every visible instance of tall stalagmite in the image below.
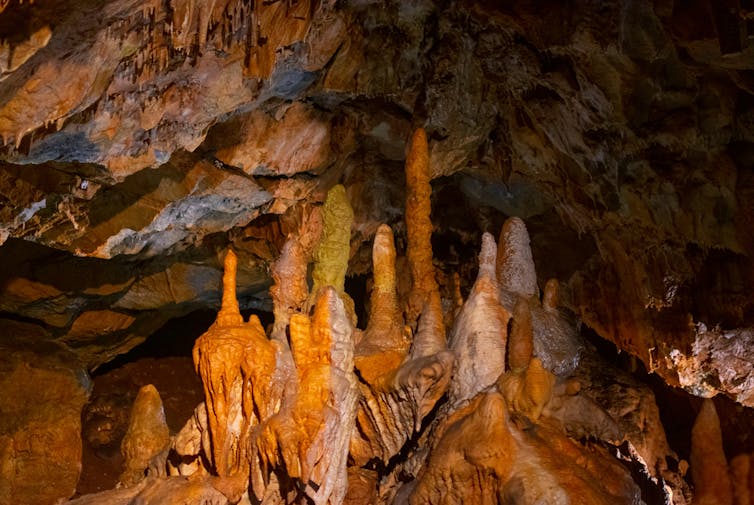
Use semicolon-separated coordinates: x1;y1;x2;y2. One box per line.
405;128;445;357
691;399;733;505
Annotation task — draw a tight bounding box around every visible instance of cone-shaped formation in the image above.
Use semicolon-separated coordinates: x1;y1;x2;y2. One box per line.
270;236;309;338
217;249;244;327
119;384;170;487
691;399;733;505
355;224;410;384
448;232;510;406
405;128;445;349
508;298;534;372
522;357;555;420
193;249;276;477
497;216;538;299
362;224;406;354
543;278;559;311
310;184;355;313
255;287;358;505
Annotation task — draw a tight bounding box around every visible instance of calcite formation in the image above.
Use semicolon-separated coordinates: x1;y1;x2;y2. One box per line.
1;1;754;503
691;399;733;505
59;128;698;505
119;384;170;487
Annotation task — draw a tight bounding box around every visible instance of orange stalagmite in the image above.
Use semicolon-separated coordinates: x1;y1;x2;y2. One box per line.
216;249;243;327
691;399;733;505
508;298;534;372
405;127;445;356
193;249;276;478
355;224;409;383
363;224;405;352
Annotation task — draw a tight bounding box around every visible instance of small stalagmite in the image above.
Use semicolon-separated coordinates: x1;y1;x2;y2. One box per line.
355;223;409;382
497;216;538;300
499;298;554;421
119;384;170;488
270;235;309;339
448;232;510;406
691;399;733;505
508;298;534;372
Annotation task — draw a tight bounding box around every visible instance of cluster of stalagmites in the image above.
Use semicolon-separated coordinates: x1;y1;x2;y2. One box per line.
70;129;688;505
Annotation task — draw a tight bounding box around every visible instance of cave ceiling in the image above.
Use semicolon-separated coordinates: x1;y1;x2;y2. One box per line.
0;0;753;409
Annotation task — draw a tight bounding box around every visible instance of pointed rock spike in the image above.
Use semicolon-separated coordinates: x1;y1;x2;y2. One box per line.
217;249;243;326
691;399;733;505
508;298;533;372
497;217;538;299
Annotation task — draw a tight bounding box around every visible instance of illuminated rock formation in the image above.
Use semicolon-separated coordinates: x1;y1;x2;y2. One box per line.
691;399;733;505
309;184;357;325
405;128;445;357
192;249;278;478
448;232;509;406
118;384;170;487
495;216;582;376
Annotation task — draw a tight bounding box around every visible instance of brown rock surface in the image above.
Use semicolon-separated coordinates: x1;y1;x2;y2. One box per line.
0;342;91;505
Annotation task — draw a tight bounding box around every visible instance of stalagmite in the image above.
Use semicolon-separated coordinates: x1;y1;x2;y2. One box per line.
362;224;406;354
691;399;733;505
355;224;409;383
192;249;277;478
730;454;752;505
404;128;445;356
508;298;534;372
270;235;309;338
349;224;454;468
255;287;358;505
543;278;559;311
119;384;170;487
497;216;538;299
499;299;554;421
448;232;510;406
309;184;357;324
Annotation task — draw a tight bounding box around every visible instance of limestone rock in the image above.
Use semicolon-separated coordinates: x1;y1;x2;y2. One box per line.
119;384;171;487
0;343;91;505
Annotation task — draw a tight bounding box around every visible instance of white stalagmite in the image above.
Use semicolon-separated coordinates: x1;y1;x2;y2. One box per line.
497;216;538;299
448;232;510;406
